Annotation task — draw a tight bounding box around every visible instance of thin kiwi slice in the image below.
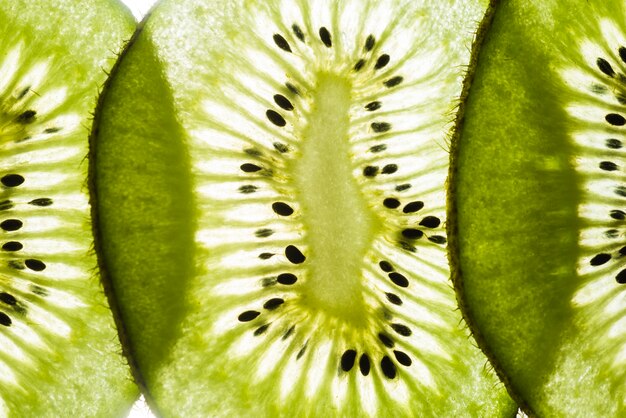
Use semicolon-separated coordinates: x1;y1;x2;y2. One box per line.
450;0;626;416
92;0;517;416
0;0;138;415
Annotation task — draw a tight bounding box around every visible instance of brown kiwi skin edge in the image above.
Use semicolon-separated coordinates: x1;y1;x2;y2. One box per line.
446;0;533;416
87;8;163;418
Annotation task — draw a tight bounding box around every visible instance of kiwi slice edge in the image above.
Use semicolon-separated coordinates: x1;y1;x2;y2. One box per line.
451;0;626;416
0;0;139;416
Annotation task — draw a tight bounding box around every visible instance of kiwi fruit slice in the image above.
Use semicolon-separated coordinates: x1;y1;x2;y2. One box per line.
450;0;626;416
0;0;138;415
91;0;517;416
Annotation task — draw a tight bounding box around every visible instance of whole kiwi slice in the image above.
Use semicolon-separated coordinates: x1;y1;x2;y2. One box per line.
92;0;517;416
450;0;626;416
0;0;138;415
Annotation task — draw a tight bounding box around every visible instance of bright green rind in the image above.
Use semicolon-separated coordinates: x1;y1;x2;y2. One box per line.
0;1;138;416
453;0;626;416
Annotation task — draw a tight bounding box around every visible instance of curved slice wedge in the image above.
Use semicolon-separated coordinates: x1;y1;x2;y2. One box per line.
0;1;138;416
451;0;626;416
92;0;517;416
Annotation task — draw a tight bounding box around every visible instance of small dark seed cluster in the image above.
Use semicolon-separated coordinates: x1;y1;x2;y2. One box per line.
592;49;626;285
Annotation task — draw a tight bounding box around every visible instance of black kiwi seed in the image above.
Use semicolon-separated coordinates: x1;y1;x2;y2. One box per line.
610;209;626;220
25;259;46;271
364;35;375;52
255;229;274;238
389;272;409;288
374;54;390;70
263;298;284;310
2;242;22;251
297;343;307;359
600;161;618;171
401;229;423;239
395;184;411;192
273;34;292;53
369;144;386;153
44;127;61;134
615;186;626;197
277;273;297;285
239;185;258;194
1;219;22;231
240;163;262;173
379;261;394;272
272;202;294;216
16;110;36;124
371;122;391;133
31;285;48;296
285;245;306;264
385;292;402;305
420;216;441;228
384;76;403;88
428;235;447;244
380;356;396;379
273;94;294;111
365;101;382;111
381;164;397;174
292;24;305;42
619;47;626;64
266;110;287;127
0;293;16;305
363;166;379;177
319;27;332;47
341;349;357;372
383;198;400;209
606;138;622;149
0;312;11;326
244;148;262;157
259;253;274;260
359;353;371;376
378;332;395;348
590;253;611;266
1;174;25;187
605;229;619;239
273;142;289;153
29;198;53;207
391;323;412;337
285;82;300;96
616;269;626;284
403;201;424;213
393;350;412;367
353;59;366;72
254;324;270;336
238;310;261;322
620;246;626;256
606;113;626;126
597;57;615;77
283;325;295;340
0;200;13;211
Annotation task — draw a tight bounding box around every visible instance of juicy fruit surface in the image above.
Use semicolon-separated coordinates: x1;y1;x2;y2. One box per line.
452;0;626;416
0;1;137;416
93;0;516;416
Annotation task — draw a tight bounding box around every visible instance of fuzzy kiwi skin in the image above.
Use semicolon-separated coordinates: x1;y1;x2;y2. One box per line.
0;0;138;416
450;0;626;416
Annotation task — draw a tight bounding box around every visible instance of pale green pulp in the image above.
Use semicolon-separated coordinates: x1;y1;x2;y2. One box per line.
293;73;380;324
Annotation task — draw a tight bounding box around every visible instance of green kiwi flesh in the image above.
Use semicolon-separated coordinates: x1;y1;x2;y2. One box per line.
0;0;138;416
92;0;517;416
451;0;626;416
